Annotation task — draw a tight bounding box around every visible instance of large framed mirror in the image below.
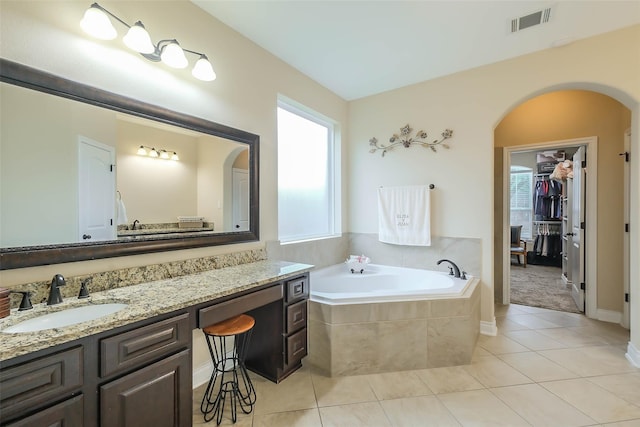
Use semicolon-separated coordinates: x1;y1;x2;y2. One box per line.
0;59;259;270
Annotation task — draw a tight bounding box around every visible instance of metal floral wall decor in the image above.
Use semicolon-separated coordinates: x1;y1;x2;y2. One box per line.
369;124;453;157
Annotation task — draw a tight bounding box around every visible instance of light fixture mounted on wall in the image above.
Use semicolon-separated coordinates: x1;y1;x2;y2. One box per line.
80;2;216;81
137;145;179;161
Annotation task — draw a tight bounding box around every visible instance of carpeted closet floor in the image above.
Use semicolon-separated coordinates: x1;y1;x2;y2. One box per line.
510;264;581;313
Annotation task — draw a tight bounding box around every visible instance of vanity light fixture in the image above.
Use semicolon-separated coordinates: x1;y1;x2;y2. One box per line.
137;145;178;161
80;3;216;81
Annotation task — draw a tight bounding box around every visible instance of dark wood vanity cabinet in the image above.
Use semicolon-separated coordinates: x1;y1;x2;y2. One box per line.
0;271;311;426
0;347;84;427
99;313;192;427
0;313;192;427
245;274;309;382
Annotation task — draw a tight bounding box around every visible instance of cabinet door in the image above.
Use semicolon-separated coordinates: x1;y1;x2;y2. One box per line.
100;349;191;427
0;347;83;421
5;395;83;427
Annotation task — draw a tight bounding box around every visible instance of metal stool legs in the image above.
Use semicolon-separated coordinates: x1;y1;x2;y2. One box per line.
200;326;256;424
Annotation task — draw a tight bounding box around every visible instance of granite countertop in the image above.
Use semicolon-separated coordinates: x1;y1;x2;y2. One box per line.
0;260;313;362
117;227;214;236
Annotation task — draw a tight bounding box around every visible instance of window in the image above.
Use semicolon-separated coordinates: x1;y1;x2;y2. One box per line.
510;166;533;239
277;98;340;242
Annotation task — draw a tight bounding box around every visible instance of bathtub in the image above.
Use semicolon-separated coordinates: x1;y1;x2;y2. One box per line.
308;263;480;376
310;263;471;305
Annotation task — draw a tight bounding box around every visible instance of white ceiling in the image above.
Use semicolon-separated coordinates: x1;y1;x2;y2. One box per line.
193;1;640;101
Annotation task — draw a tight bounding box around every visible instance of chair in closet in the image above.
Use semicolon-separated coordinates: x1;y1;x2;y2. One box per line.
510;225;527;267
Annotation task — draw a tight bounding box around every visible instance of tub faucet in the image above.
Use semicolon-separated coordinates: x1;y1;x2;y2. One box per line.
436;259;461;278
132;219;140;230
47;274;66;305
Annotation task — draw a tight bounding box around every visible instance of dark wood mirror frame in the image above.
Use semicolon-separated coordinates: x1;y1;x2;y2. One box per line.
0;58;259;270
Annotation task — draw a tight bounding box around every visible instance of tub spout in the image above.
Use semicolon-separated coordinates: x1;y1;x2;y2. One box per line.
436;259;461;278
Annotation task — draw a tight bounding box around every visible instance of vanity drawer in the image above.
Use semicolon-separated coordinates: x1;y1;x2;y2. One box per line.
0;347;83;421
100;313;190;377
286;276;309;303
286;300;307;334
198;284;283;328
285;328;307;366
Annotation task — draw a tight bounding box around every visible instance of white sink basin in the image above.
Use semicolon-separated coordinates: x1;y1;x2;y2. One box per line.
1;303;128;333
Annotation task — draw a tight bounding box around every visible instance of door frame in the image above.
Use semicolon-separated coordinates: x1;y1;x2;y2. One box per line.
502;136;598;318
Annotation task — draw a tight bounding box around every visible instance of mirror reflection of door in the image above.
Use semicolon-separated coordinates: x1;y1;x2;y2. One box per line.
232;168;249;231
78;136;116;242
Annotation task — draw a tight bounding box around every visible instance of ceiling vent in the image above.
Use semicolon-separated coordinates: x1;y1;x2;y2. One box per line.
510;7;552;33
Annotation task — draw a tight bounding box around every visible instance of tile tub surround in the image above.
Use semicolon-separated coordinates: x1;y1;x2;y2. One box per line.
6;248;267;309
0;259;312;361
308;278;480;376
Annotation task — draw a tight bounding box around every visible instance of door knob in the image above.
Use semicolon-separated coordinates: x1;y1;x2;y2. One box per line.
235;225;240;229
565;232;575;237
82;234;92;240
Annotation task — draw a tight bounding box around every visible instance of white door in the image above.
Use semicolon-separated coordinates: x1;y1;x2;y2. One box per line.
570;146;586;312
622;130;631;328
232;168;249;231
78;137;115;242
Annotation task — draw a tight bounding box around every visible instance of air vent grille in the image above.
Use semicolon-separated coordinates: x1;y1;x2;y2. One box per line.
510;7;552;33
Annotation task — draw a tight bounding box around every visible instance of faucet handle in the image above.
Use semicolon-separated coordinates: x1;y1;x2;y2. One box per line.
78;278;91;299
461;270;467;280
447;266;454;276
11;291;33;311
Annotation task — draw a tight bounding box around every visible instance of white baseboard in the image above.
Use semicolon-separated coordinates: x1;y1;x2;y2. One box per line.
193;360;213;389
596;309;622;324
480;319;497;336
626;342;640;368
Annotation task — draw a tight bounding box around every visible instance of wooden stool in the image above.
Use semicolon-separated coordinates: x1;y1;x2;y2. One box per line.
200;314;257;425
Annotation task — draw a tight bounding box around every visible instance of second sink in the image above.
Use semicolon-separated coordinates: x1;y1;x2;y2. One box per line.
1;303;128;333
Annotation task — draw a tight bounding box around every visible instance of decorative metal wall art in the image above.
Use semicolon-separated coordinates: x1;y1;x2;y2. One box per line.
369;124;453;157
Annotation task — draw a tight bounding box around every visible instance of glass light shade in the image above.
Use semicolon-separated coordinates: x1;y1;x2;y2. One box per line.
123;21;155;54
160;41;188;69
80;5;117;40
159;150;170;160
136;146;147;155
171;152;179;161
192;55;216;81
149;148;159;158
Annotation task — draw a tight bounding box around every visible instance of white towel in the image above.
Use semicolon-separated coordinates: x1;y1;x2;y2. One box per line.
117;193;128;225
378;185;431;246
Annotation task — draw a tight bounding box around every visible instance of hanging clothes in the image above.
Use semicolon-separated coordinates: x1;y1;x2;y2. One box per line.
534;176;563;220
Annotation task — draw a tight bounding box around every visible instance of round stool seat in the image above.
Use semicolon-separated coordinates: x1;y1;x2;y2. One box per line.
203;314;255;337
200;313;257;425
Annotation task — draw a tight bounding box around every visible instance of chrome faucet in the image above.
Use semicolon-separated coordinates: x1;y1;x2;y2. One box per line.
436;259;461;278
132;219;140;230
47;274;66;305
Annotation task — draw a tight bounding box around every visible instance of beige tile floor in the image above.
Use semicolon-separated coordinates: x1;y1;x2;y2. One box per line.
193;303;640;426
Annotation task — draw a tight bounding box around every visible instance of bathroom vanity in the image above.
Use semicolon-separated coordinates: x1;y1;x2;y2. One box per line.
0;261;311;426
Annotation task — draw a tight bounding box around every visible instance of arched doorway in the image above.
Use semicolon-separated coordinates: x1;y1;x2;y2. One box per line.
494;90;631;327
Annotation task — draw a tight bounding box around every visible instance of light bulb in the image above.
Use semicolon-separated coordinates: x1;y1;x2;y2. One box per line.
192;55;216;81
160;40;188;69
149;148;159;158
137;145;147;155
80;4;117;40
160;150;170;160
123;21;155;54
171;152;179;161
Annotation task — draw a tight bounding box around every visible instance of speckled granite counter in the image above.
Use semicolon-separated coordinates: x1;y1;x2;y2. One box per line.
0;260;313;361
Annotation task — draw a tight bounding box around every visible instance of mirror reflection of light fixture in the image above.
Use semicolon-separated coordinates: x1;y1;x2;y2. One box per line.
80;3;216;81
137;145;178;160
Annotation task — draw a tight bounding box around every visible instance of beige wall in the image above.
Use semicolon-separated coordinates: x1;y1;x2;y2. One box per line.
494;90;631;312
347;25;639;338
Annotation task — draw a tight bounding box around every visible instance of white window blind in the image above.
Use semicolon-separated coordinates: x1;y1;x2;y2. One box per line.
510;166;533;239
